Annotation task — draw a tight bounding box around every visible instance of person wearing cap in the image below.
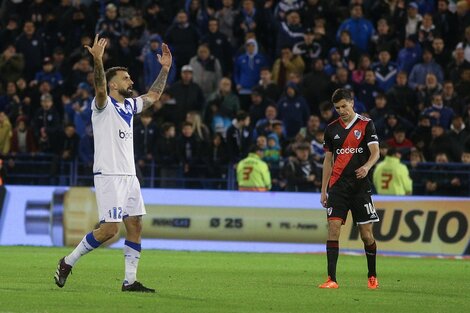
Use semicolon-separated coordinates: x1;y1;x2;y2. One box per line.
236;144;271;192
404;2;423;39
167;64;205;123
282;141;321;192
144;34;176;90
336;4;375;53
292;28;322;70
373;147;413;195
30;57;64;89
95;3;123;40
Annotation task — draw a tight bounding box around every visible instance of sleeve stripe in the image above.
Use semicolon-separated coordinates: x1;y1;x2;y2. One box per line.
367;141;379;146
133;98;137;114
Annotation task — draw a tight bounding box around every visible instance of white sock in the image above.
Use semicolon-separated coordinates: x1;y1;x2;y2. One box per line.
123;240;141;285
64;232;101;266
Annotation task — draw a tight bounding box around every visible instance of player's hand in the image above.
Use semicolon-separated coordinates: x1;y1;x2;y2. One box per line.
84;34;107;60
355;165;370;179
157;43;172;70
320;192;328;208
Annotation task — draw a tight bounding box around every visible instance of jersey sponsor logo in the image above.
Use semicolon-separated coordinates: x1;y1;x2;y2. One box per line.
118;129;133;140
334;134;340;139
335;147;364;154
354;130;362;140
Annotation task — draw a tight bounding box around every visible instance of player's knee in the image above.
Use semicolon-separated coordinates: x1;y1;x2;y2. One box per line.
360;231;374;245
100;223;120;240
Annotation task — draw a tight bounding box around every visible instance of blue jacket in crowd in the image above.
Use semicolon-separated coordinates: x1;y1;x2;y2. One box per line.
372;61;398;92
336;18;375;52
408;60;444;90
144;35;176;89
277;83;310;138
234;39;268;94
397;43;422;73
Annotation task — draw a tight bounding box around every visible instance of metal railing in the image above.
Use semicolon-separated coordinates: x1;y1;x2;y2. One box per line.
3;154;470;196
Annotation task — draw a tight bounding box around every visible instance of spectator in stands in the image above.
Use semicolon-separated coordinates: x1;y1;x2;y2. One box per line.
95;3;123;41
302;59;330;114
397;34;422;73
293;28;322;71
403;2;423;39
386;71;418;122
189;44;223;99
263;133;281;167
168;65;205;124
201;18;233;76
373;147;413;195
282;141;321;192
32;93;61;153
324;47;346;77
0;112;12;156
0;82;20;121
0;15;21;51
256;67;280;103
455;68;470;101
409;49;444;92
177;121;206;189
10;115;36;155
134;111;158;170
447;44;470;84
205;77;240;123
376;112;414;140
448;115;469;145
276;10;304;55
370;18;400;59
65;57;93;95
226;110;253;163
456;0;470;35
155;122;180;188
30;57;63;90
276;82;310;139
423;93;454;128
15;20;46;80
186;111;211;144
144;34;177;91
432;37;451;70
65;82;92;138
355;69;381;111
165;10;200;69
319;101;336;129
459;26;470;62
78;124;94;169
369;93;391;122
298;115;321;143
417;13;439;49
248;87;272;126
427;124;461;162
234;0;268;51
418;73;443;107
59;124;79;161
386;127;415;158
442;80;465;115
236;145;271;191
336;4;375;53
255;105;279;137
423;152;459;196
434;0;458;47
234;39;268;108
330;67;354;95
372;49;398;92
337;30;360;66
351;54;372;85
143;2;170;35
214;0;238;48
272;46;305;89
207;133;229;189
0;44;24;84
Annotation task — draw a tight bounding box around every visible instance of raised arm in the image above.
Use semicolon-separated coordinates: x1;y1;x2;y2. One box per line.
141;43;173;111
85;34;108;109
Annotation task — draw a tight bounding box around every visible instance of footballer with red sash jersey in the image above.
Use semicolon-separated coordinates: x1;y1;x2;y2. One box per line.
319;88;380;289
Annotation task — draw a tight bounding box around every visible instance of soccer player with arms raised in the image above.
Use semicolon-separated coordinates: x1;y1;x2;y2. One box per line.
54;35;172;292
319;88;380;289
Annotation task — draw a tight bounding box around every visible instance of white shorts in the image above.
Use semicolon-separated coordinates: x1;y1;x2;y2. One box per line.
94;175;146;223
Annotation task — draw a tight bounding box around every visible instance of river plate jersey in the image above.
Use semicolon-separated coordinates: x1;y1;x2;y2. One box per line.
91;96;143;175
323;113;379;194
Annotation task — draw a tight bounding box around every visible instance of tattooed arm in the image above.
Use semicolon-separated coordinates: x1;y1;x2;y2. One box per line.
140;43;173;111
85;34;108;109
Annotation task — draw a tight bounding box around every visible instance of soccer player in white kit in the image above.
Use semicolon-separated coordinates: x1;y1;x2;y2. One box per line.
54;34;172;292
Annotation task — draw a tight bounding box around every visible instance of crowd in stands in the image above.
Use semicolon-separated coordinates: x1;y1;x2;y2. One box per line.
0;0;470;195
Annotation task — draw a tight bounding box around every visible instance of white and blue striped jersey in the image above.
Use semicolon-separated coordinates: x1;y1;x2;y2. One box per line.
91;96;143;175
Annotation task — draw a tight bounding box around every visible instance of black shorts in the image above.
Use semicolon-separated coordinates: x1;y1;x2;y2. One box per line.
326;192;380;225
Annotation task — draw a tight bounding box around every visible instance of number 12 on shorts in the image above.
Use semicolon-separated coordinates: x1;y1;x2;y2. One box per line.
108;207;122;219
364;203;376;215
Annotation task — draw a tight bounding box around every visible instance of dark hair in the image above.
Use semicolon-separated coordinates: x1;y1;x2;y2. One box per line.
295;141;311;151
236;111;249;121
161;122;175;132
141;110;153;118
105;66;128;82
331;88;354;104
182;121;193;128
249;144;262;153
386;147;398;156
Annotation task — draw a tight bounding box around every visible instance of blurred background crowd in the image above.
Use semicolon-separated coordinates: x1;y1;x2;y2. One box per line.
0;0;469;196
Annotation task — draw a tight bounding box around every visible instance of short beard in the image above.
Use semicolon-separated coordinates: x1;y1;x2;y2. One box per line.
118;87;133;98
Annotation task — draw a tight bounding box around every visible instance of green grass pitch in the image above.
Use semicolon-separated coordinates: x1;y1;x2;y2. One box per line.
0;246;469;313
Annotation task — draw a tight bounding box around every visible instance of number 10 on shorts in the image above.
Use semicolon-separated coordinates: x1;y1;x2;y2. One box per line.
108;207;123;219
364;203;376;215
